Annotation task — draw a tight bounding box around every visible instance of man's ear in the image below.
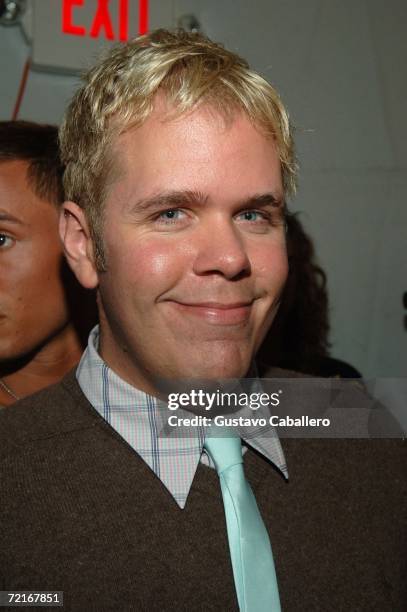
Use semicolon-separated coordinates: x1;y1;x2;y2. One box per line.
60;202;99;289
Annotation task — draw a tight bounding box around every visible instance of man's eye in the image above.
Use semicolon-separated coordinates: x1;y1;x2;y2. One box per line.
236;210;269;223
156;209;186;224
0;234;15;249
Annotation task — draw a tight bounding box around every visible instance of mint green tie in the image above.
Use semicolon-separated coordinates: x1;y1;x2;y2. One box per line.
204;435;281;612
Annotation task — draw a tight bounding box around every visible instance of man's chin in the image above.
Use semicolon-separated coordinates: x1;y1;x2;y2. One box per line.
185;342;253;377
164;355;252;382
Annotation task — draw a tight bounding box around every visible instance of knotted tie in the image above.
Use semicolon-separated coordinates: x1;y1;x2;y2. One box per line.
204;434;281;612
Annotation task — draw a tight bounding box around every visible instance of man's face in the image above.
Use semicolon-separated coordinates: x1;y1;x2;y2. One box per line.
96;104;288;391
0;160;70;361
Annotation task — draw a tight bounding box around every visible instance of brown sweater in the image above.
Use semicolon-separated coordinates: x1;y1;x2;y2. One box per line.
0;371;406;611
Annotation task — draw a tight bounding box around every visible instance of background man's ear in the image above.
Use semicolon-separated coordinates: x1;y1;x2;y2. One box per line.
60;202;99;289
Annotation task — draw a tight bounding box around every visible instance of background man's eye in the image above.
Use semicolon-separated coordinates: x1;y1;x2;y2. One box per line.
0;234;14;248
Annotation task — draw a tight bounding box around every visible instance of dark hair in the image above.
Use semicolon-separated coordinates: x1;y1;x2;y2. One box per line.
258;211;331;371
0;121;64;205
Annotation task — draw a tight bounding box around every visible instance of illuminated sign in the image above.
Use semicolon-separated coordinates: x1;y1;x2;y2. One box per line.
62;0;148;39
29;0;173;74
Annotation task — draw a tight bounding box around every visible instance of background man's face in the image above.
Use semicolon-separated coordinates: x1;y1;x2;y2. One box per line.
97;103;288;391
0;160;70;361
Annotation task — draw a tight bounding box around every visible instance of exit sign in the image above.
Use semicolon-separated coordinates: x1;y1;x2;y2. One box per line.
62;0;148;40
30;0;174;74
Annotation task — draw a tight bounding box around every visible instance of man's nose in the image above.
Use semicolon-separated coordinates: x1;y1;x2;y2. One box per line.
192;217;251;279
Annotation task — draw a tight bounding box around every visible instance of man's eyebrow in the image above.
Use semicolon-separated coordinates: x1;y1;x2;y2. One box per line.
129;190;285;215
129;190;208;215
242;193;285;209
0;210;24;225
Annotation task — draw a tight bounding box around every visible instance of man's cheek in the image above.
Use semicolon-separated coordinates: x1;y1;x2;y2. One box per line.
127;240;185;280
254;254;288;287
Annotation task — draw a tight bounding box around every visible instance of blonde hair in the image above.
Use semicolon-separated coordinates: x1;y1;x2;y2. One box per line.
60;29;297;270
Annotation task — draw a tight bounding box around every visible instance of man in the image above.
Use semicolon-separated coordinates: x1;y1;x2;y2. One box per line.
0;31;405;611
0;121;96;407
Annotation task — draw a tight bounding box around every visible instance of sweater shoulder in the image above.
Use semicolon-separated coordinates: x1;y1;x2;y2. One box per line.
0;370;96;459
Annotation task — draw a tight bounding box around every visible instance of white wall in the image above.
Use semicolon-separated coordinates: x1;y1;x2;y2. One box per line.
0;24;79;123
1;0;406;378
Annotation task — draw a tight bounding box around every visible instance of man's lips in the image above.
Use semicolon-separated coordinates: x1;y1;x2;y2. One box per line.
165;300;254;325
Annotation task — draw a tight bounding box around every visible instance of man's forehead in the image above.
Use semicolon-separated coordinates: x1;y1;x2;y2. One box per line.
0;160;32;206
0;158;30;180
112;112;279;180
105;97;284;213
0;160;56;219
112;94;268;156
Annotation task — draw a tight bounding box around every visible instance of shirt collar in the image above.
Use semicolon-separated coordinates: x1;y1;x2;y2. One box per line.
77;325;287;508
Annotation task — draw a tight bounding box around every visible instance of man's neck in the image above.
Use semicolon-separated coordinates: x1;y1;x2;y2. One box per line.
0;324;84;406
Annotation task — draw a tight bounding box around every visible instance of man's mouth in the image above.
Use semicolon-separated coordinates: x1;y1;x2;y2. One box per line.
166;300;254;325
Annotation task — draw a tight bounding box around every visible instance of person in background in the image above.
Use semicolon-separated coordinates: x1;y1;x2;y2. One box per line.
0;121;96;407
258;212;362;377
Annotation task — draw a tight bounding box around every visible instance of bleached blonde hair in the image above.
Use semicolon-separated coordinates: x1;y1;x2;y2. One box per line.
60;28;297;270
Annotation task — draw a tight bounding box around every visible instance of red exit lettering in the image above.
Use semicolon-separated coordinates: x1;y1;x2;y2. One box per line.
62;0;86;36
62;0;148;40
